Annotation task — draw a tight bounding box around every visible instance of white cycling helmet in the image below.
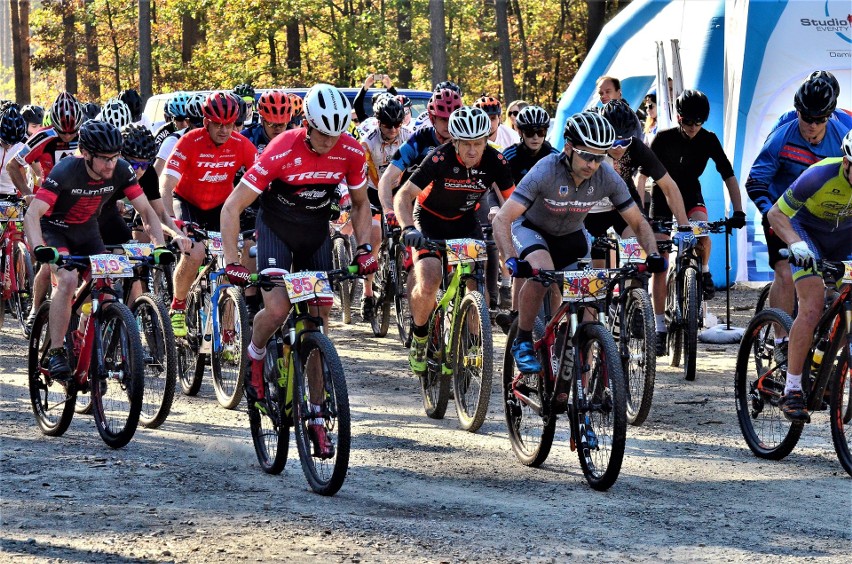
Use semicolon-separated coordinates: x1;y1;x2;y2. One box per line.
563;111;615;150
842;129;852;159
97;98;132;130
304;83;351;136
448;106;490;141
515;105;550;130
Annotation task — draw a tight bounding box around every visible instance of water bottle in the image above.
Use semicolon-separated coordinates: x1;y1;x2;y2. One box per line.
810;337;829;373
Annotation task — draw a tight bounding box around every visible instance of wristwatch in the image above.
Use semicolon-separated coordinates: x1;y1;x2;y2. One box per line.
357;244;372;253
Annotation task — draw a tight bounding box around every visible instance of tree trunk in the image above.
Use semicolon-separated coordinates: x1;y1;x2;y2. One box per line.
286;19;301;76
10;1;28;103
267;30;278;81
62;2;77;94
428;0;447;86
83;0;100;101
511;0;530;98
181;11;203;64
396;0;412;87
495;0;516;102
586;0;607;53
104;0;121;92
139;0;152;102
1;0;10;67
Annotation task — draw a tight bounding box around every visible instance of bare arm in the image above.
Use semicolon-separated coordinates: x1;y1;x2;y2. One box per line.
159;173;179;218
655;173;689;225
6;158;32;196
348;186;372;248
378;163;403;213
153;157;166;178
492;199;527;261
766;204;798;245
23;198;49;248
222;183;260;266
393;179;422;229
128;194;166;247
724;175;743;213
620;204;659;255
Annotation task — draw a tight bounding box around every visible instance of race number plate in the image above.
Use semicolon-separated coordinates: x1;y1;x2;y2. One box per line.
688;221;710;237
0;201;23;220
89;254;134;279
842;261;852;284
618;237;647;266
446;238;487;265
561;269;609;301
282;271;333;303
121;242;154;258
206;231;224;256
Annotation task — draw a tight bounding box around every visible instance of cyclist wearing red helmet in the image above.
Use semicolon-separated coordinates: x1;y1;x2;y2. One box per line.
159;91;257;337
242;90;293;155
474;95;519;149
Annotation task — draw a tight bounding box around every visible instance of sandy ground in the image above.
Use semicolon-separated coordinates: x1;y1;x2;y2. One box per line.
1;285;849;563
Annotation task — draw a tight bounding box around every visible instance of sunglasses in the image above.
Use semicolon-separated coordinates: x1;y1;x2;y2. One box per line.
679;118;704;127
799;114;829;125
612;137;633;148
380;122;403;130
522;128;547;138
645;103;656;110
508;111;520;117
128;159;150;171
94;153;121;164
573;147;607;163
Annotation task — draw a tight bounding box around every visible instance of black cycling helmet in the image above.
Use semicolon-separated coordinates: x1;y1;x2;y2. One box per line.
0;100;15;113
563;111;615;150
0;106;27;145
230;93;248;126
118;89;143;120
434;80;462;96
675;89;710;122
186;92;206;127
121;124;157;161
515;105;550;131
81;102;100;123
373;96;405;126
78;120;122;154
233;83;255;100
601;99;637;138
806;70;840;98
794;77;837;117
21;104;45;126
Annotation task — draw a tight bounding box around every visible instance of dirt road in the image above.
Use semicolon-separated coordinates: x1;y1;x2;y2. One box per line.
1;286;849;563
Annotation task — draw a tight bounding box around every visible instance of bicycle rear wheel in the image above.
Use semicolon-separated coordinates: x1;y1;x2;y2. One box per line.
212;287;248;409
333;237;354;324
682;268;700;381
829;341;851;477
754;283;771;315
502;318;554;466
667;269;682;366
177;288;205;396
370;249;392;337
28;301;76;436
91;301;145;449
623;288;656;426
572;323;627;491
394;246;412;346
292;332;351;496
249;337;290;474
422;306;451;419
133;293;177;428
734;308;802;459
11;241;34;334
452;291;493;432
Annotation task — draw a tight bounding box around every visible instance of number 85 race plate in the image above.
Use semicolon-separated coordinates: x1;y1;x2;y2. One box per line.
282;271;334;303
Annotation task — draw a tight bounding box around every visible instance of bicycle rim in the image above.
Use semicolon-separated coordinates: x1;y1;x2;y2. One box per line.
249;339;289;474
177;289;205;396
133;293;177;428
683;269;700;381
422;307;450;419
624;288;656;426
452;291;493;432
394;248;411;346
211;287;248;409
27;301;76;436
829;342;851;477
333;237;353;324
12;242;34;333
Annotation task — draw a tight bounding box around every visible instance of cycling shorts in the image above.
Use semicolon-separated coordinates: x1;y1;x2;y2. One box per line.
789;220;852;282
98;205;132;246
175;194;222;232
41;218;105;256
254;208;332;273
511;218;590;270
651;187;706;221
584;210;628;260
415;208;482;261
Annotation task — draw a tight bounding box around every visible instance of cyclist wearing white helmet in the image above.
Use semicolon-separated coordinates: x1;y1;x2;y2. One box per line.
394;106;515;376
493;111;665;374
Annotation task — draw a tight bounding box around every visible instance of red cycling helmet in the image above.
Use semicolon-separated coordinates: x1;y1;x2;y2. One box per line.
474;95;502;117
257;90;293;124
50;91;83;134
428;88;463;119
202;92;239;124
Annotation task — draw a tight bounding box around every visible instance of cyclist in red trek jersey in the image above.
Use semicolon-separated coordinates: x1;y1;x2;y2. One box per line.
158;92;257;337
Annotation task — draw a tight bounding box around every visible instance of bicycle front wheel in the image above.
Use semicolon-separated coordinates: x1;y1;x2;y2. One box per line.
623;288;656;425
370;255;392;337
11;241;34;334
133;293;177;428
422;306;451;419
177;289;205;396
682;268;700;381
292;332;351;496
211;287;249;409
452;291;493;432
28;301;76;436
734;308;801;459
754;283;771;316
502;318;554;466
394;246;412;346
91;301;145;449
249;337;290;474
572;323;627;491
829;342;851;477
333;237;354;324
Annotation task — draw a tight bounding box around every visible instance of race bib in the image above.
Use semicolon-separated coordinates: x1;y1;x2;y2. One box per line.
206;231;224;256
89;254;134;279
561;269;609;301
842;261;852;284
618;237;647;266
282;271;333;303
0;201;23;220
688;221;710;238
446;238;487;265
121;242;154;258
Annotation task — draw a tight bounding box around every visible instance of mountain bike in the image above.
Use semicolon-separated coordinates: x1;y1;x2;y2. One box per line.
330;210;359;324
28;253;144;448
388;223;413;347
175;225;249;409
735;258;852;476
246;266;355;495
503;266;629;490
415;237;493;432
656;219;727;381
0;196;33;335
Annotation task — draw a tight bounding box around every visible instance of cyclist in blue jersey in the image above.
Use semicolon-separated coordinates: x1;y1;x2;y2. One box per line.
766;130;852;422
746;75;847;321
768;71;852;134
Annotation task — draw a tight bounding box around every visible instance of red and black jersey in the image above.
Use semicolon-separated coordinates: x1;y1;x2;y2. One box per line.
14;126;78;181
410;143;515;221
35;156;141;225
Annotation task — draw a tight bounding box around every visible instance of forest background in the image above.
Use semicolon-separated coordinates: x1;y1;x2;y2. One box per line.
1;0;631;112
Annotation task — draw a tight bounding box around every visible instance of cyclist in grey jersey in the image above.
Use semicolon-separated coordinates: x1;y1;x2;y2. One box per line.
493;112;664;373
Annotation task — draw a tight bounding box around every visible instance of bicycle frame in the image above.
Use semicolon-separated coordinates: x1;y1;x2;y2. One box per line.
804;274;852;412
0;200;26;302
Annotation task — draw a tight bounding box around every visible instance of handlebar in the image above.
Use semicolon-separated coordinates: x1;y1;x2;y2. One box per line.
778;249;849;282
246;265;360;291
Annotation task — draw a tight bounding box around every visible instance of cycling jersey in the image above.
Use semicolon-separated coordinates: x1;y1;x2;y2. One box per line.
153;121;178;150
241;128;367;243
492;124;520;150
13;127;78;181
1;142;25;195
510;152;634;237
588;138;665;214
768;108;852;136
241;123;273;154
35;156;141;225
746;119;847;214
778;157;852;233
502;140;560;184
389;126;443;183
156;127;190;163
164;128;256;210
361;126;413;189
409;143;514;223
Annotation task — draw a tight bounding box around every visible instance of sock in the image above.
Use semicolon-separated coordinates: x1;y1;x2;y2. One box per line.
785;372;802;394
309;403;324;426
412;322;428;338
702;264;710;273
516;328;532;342
655;314;666;333
774;337;788;345
247;341;267;361
170;297;186;311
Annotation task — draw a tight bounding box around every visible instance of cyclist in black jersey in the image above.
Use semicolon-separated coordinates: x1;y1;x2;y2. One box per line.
394;106;515;376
